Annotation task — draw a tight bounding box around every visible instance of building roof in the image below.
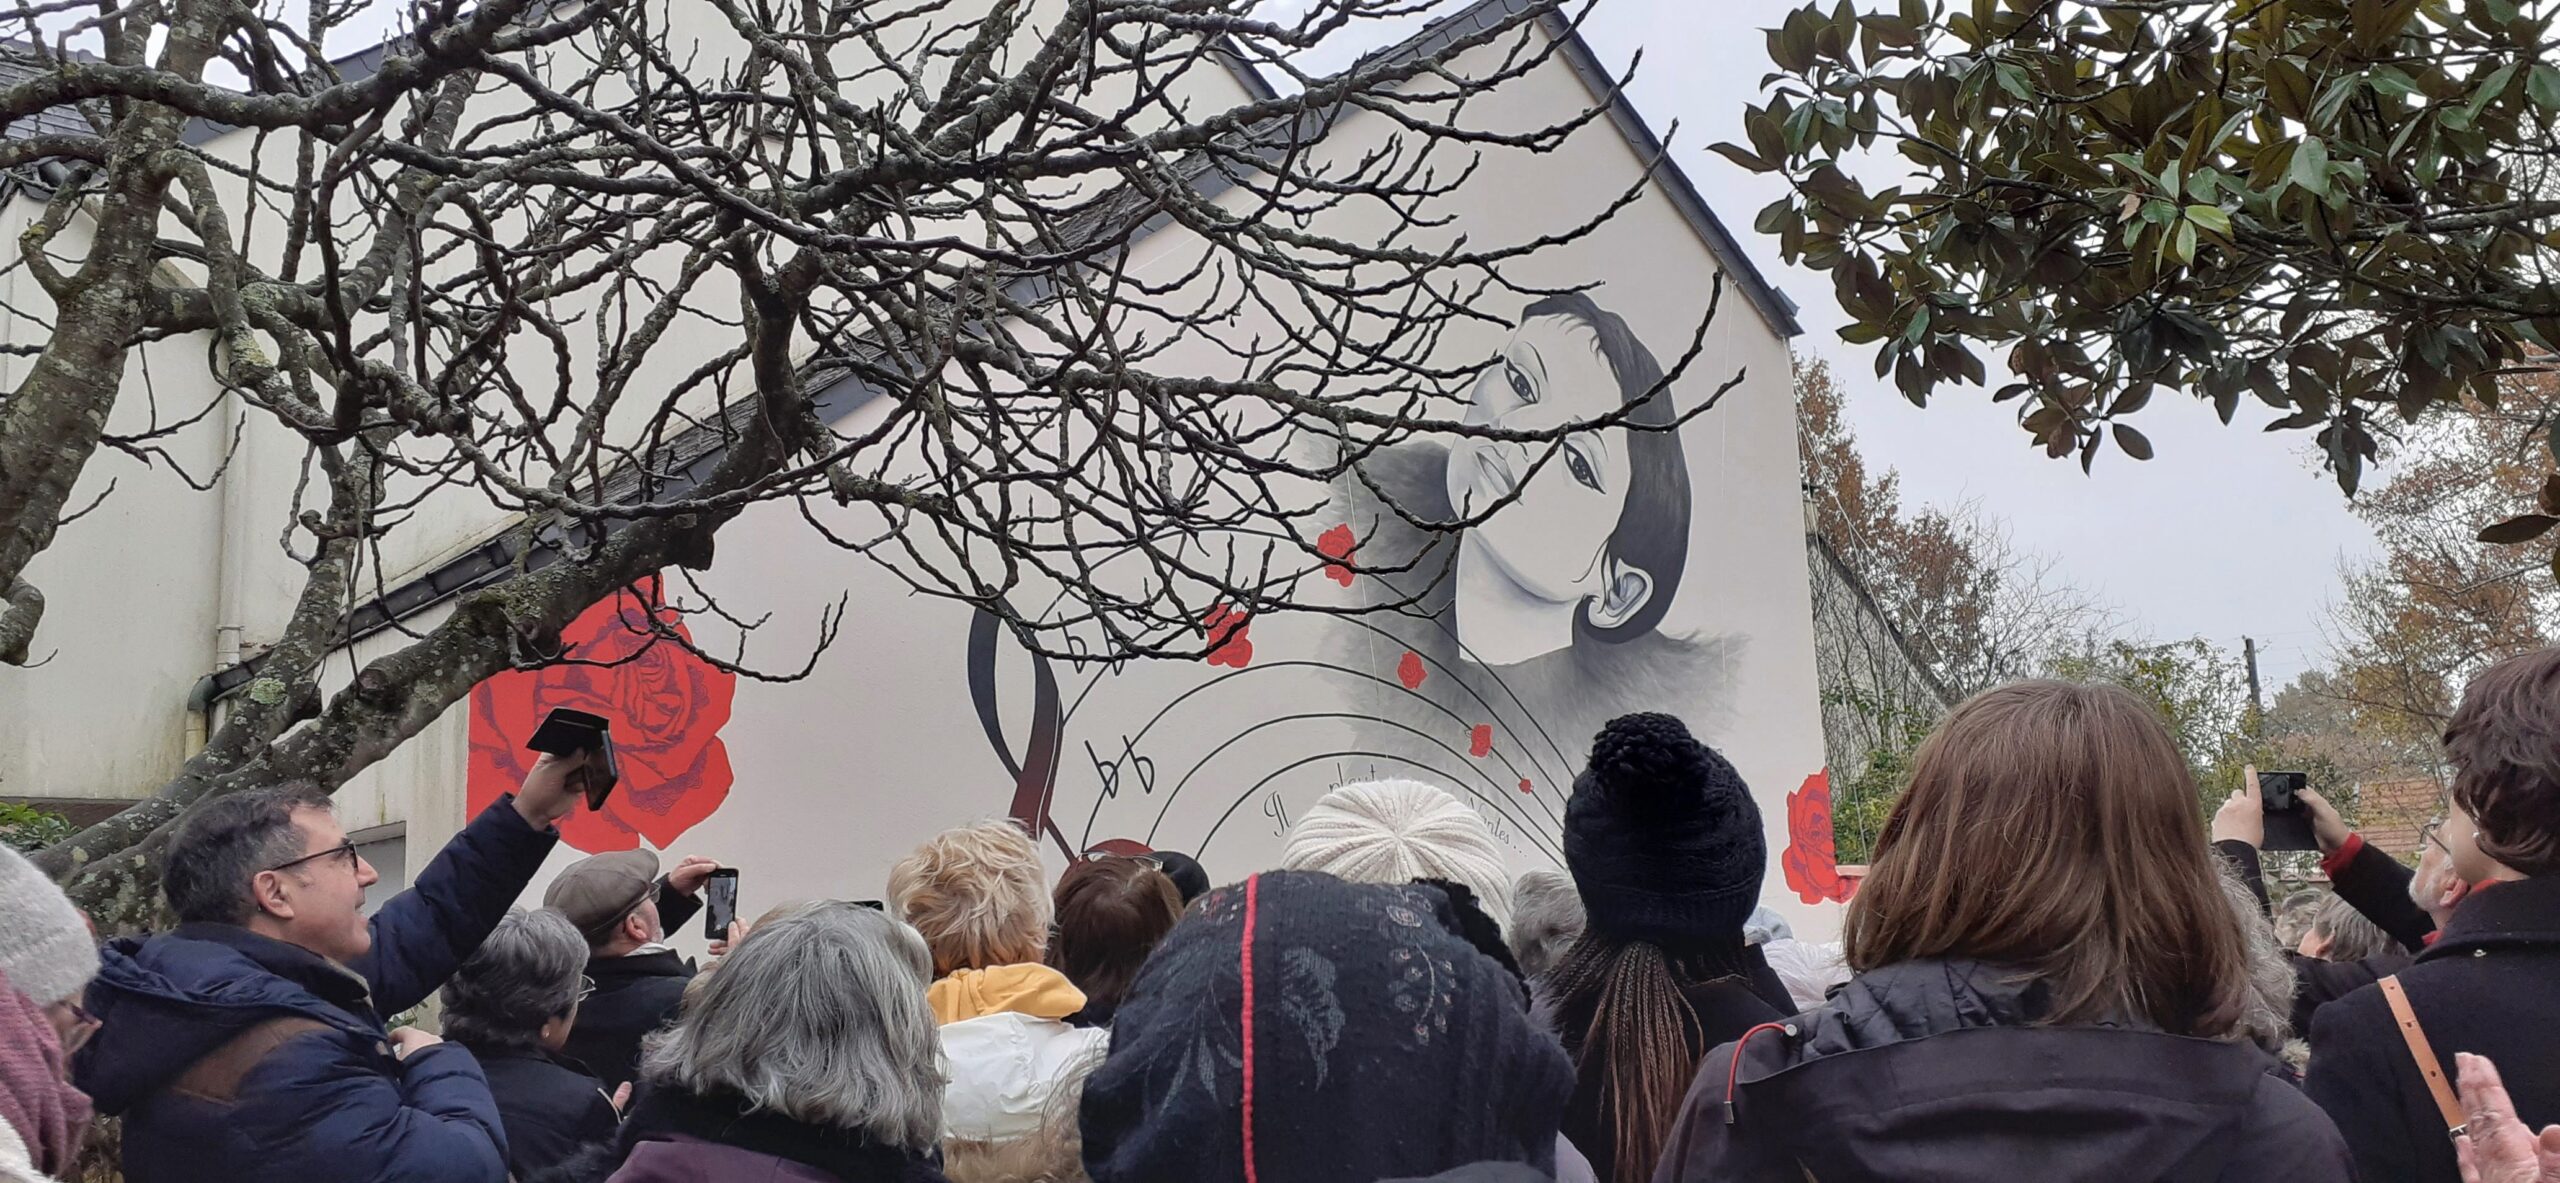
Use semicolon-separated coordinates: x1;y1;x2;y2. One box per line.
195;0;1803;702
0;44;99;142
2356;776;2445;862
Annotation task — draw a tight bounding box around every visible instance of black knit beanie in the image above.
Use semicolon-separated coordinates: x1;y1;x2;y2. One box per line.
1563;712;1765;946
1080;871;1574;1183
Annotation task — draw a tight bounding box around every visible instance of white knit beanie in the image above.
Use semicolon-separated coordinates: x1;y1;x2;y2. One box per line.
0;845;96;1006
1280;779;1515;929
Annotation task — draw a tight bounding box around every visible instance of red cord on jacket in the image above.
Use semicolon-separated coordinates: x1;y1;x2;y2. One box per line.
1724;1021;1793;1126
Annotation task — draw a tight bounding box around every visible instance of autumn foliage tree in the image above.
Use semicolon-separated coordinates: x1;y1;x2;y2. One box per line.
2329;372;2560;733
1732;0;2560;579
1799;351;2103;697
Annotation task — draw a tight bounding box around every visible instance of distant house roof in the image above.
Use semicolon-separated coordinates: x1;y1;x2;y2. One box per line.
2356;776;2445;862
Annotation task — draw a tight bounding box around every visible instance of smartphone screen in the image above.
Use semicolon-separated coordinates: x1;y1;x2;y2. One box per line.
2259;770;2309;812
704;869;739;939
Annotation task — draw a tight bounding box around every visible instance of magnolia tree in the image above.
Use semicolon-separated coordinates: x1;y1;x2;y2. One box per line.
1732;0;2560;579
0;0;1719;925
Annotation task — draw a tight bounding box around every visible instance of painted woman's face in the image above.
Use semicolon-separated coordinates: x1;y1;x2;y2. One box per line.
1444;314;1636;602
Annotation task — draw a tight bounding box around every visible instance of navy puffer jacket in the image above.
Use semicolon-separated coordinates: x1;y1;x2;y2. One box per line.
76;796;558;1183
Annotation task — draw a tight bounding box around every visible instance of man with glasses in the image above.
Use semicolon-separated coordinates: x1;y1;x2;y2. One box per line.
2305;646;2560;1183
542;846;723;1092
76;750;593;1183
438;907;623;1180
2212;765;2462;1039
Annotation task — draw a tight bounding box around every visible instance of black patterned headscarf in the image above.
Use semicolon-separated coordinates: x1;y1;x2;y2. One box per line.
1079;870;1574;1183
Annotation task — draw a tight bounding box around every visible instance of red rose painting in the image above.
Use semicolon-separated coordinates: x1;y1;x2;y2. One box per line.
1397;651;1427;690
1781;769;1855;905
468;582;737;853
1203;604;1254;669
1317;524;1358;588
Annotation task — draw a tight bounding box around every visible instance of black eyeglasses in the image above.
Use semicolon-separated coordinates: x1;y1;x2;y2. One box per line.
268;841;360;875
2420;815;2452;856
575;975;598;1004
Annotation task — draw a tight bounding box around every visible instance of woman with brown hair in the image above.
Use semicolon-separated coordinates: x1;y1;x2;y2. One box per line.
1655;680;2351;1182
1044;857;1182;1028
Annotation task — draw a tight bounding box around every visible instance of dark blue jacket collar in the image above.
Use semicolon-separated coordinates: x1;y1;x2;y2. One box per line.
168;922;375;1017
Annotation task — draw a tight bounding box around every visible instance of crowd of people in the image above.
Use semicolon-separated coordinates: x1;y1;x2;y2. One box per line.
0;645;2556;1182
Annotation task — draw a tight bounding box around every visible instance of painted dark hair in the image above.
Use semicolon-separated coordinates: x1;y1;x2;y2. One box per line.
1517;291;1690;644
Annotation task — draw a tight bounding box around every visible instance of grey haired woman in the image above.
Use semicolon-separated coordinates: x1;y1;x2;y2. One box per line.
535;900;952;1183
439;907;620;1180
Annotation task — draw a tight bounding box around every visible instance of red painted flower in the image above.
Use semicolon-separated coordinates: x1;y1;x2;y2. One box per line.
468;581;737;853
1518;778;1535;794
1781;769;1855;905
1317;524;1358;588
1203;604;1254;668
1469;725;1493;757
1397;651;1427;690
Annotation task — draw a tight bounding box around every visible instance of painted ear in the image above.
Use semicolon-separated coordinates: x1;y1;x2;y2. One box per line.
1585;556;1655;631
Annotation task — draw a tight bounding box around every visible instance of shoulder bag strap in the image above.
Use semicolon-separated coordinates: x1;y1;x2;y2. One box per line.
2378;974;2468;1139
165;1016;335;1103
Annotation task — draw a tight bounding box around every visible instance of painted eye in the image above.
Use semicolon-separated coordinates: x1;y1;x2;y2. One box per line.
1564;445;1601;491
1505;361;1536;404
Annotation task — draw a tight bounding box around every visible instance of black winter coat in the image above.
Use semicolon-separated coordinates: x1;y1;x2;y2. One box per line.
532;1086;950;1183
1549;973;1779;1183
562;885;700;1092
458;1042;621;1180
2217;838;2421;1039
2305;874;2560;1183
1656;958;2352;1183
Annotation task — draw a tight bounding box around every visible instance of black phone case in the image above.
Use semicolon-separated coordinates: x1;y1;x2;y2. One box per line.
582;735;620;810
527;708;609;756
704;875;739;939
2262;807;2321;852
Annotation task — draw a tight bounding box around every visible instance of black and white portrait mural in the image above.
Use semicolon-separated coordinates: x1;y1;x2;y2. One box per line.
632;38;1844;930
936;288;1755;880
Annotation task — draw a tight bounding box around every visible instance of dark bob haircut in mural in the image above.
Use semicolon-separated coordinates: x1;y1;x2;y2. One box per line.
1517;291;1691;645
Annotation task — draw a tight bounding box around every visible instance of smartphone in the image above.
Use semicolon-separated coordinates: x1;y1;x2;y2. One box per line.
524;708;620;810
704;868;739;939
2258;770;2318;852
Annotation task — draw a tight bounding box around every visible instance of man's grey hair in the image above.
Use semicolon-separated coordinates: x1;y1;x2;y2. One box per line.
440;908;588;1051
641;900;945;1149
161;783;336;925
1507;870;1585;981
2309;893;2393;962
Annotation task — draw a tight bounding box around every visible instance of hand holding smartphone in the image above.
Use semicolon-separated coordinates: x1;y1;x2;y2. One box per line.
525;707;621;810
704;868;740;939
2257;770;2319;852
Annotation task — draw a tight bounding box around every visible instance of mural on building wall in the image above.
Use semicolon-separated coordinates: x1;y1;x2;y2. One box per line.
447;291;1843;897
467;581;739;852
1782;770;1855;905
960;289;1834;880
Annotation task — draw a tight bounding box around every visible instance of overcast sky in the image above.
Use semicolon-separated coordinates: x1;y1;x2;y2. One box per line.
1557;0;2381;688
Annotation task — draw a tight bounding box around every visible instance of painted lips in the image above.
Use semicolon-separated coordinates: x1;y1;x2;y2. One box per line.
1471;446;1519;500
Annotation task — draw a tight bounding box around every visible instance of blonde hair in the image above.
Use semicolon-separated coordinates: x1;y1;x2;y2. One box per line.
890;819;1052;976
